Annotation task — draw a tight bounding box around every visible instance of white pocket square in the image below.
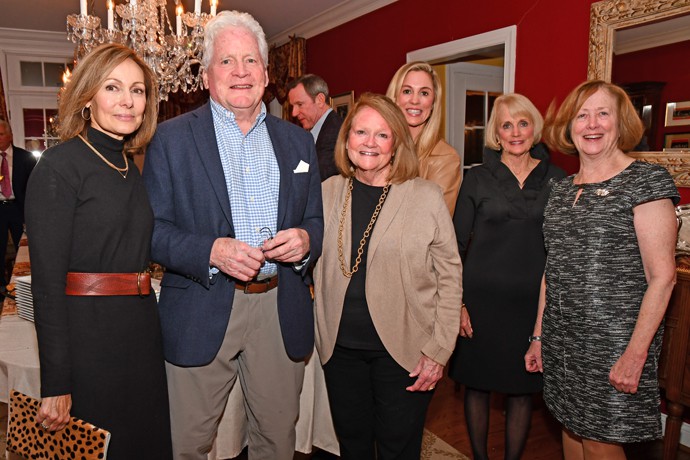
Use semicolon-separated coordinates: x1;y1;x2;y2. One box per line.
293;160;310;173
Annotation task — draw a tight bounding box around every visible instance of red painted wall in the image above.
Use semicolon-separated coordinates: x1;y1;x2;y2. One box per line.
305;0;690;202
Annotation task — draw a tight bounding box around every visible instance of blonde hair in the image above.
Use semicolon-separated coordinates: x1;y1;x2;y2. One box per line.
485;93;544;151
59;43;158;156
334;93;419;184
386;61;442;161
543;80;644;155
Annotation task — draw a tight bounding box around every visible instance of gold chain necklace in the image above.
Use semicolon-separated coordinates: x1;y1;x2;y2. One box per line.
337;177;390;278
78;134;129;179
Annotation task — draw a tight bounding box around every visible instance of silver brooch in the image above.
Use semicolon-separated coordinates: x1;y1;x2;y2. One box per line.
595;189;610;196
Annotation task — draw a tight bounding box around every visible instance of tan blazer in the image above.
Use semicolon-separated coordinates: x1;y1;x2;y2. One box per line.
314;175;463;372
419;140;462;216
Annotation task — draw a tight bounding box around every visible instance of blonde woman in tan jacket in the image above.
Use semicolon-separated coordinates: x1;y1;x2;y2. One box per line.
313;93;462;460
387;61;462;215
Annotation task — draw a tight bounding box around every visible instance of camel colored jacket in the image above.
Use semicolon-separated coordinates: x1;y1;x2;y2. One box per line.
314;175;462;372
419;140;462;217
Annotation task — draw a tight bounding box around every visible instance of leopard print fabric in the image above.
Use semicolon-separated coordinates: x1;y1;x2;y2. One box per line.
7;390;111;459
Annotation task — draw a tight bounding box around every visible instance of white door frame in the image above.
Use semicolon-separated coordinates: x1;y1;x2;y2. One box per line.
446;63;504;170
405;25;516;94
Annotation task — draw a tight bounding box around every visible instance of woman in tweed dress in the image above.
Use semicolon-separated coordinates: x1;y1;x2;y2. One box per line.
524;80;678;459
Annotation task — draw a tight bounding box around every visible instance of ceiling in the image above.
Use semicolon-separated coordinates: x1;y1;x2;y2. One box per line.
0;0;393;45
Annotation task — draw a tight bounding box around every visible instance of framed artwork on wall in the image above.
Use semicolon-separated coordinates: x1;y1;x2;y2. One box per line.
664;132;690;151
665;101;690;127
330;91;355;120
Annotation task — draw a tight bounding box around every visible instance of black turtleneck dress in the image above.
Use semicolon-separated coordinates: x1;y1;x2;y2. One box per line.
25;127;172;459
448;144;565;393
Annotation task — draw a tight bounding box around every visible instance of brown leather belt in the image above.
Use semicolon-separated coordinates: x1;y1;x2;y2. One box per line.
65;272;151;296
235;275;278;294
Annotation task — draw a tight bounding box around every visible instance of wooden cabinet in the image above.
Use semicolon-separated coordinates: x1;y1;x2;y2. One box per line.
659;269;690;459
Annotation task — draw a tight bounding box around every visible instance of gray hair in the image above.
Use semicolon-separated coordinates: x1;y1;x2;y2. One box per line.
286;74;330;101
202;10;268;68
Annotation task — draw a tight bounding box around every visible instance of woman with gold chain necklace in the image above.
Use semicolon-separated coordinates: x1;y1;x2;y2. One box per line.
25;44;172;458
313;93;462;460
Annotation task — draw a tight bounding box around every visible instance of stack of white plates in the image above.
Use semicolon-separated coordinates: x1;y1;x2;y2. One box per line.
13;275;34;322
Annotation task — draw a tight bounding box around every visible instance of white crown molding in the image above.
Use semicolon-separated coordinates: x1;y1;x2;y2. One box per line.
0;27;74;56
268;0;397;46
613;24;689;55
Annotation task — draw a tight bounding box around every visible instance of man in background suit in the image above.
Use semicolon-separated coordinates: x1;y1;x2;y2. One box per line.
143;10;323;460
287;74;343;181
0;120;36;288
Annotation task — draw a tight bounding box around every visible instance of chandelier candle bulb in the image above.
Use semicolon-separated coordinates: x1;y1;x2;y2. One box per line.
107;1;114;30
194;0;201;14
210;0;217;16
80;0;87;15
67;0;209;101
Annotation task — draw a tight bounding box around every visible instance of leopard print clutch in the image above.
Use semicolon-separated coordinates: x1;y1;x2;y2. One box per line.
7;390;111;459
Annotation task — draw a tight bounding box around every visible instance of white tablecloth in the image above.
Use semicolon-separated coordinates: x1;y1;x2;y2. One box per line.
0;240;338;457
0;315;40;403
0;315;337;458
0;303;338;458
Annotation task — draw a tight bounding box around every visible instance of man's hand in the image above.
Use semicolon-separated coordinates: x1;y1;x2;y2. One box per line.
210;237;265;281
262;228;310;263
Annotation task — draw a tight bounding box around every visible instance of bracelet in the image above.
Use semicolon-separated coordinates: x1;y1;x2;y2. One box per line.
528;335;542;343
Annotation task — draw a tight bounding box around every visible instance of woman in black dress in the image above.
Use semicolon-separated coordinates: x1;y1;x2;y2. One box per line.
25;43;172;459
449;93;564;460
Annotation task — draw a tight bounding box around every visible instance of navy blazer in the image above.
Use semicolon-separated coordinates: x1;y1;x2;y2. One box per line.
143;103;323;366
8;145;36;215
314;110;342;181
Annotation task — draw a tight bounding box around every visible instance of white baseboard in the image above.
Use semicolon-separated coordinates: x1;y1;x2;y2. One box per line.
661;413;690;447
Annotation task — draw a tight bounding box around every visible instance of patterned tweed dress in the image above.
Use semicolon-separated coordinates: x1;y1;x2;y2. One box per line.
542;161;678;442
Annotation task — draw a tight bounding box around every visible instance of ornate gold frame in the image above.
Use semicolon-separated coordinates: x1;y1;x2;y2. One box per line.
588;0;690;187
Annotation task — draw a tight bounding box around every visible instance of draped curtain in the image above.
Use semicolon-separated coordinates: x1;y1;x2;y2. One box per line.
264;36;306;119
0;67;9;122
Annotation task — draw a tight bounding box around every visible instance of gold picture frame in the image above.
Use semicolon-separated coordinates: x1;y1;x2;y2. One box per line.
665;133;690;151
665;101;690;127
330;91;355;120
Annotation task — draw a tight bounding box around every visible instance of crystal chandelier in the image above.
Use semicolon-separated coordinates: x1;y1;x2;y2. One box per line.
66;0;218;101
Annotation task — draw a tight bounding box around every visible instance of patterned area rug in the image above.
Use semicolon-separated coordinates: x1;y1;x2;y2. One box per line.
422;429;470;460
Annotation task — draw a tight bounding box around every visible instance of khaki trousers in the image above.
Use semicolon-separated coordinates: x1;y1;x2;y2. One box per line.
165;288;306;460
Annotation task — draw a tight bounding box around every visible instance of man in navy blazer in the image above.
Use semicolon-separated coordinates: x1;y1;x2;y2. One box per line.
142;11;323;459
0;120;36;288
287;74;343;181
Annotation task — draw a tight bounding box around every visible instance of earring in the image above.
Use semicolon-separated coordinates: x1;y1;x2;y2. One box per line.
81;106;91;121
